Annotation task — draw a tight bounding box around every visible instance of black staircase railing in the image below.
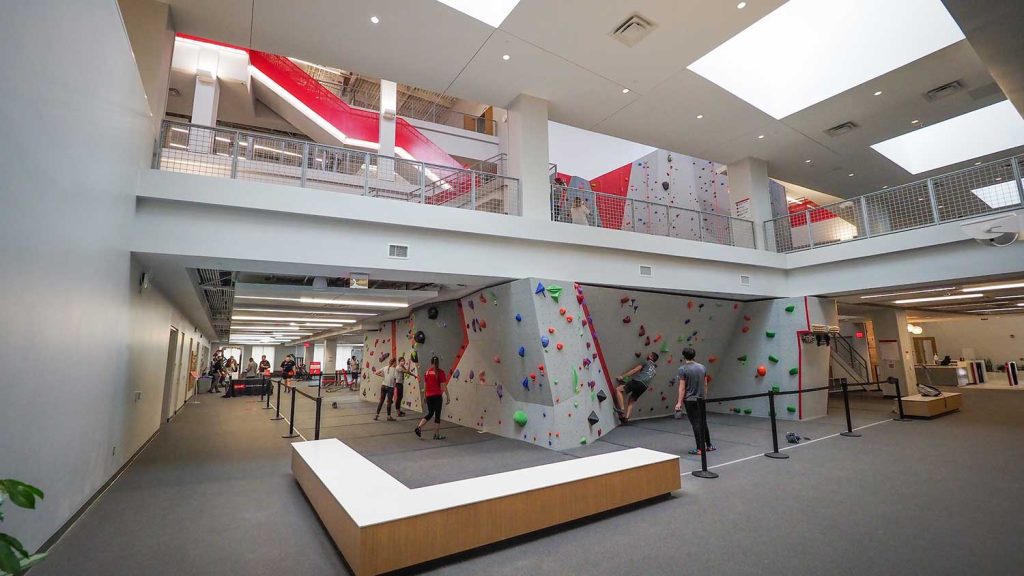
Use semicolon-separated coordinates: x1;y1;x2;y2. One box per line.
831;335;869;384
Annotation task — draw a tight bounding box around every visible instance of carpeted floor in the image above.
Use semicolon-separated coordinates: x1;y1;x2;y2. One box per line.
33;386;1024;576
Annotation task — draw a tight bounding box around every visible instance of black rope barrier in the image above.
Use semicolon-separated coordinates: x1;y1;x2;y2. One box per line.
764;389;789;459
891;377;911;422
839;382;861;437
270;381;284;421
282;385;300;439
691;396;719;479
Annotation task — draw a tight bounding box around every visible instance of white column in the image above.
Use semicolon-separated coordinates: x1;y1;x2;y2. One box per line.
323;337;339;374
378;79;397;181
506;94;550;219
867;308;918;396
727;157;772;249
188;62;220;153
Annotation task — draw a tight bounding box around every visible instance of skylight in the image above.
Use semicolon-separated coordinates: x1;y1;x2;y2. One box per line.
871;100;1024;174
687;0;965;119
434;0;521;27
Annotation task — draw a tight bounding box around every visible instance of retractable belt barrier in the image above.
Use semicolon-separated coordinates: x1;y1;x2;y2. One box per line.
267;379;325;440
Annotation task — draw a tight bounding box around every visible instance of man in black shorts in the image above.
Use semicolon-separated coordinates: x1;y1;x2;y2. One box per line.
614;352;659;424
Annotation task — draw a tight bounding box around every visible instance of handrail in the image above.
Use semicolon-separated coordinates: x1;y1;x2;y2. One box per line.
765;153;1024;252
551;184;756;249
154;120;521;216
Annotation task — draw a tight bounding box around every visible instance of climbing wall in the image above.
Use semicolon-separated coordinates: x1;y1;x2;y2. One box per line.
408;300;466;413
392;316;419;412
360;324;395;404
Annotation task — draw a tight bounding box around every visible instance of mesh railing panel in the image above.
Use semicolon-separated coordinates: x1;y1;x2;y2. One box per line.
154;120;520;216
551;186;755;248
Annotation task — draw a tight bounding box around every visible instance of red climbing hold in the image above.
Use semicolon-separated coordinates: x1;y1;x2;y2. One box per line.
638;325;646;337
620;296;630;304
548;327;556;334
480;319;487;329
530;373;537;380
538;364;545;372
743;315;751;322
741;326;750;333
688;300;694;309
756;365;767;377
566;315;573;323
708;355;718;363
559;307;566;316
653;334;662;343
623;316;632;324
556;342;564;351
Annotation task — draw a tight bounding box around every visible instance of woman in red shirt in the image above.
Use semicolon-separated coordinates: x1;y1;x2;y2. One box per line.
415;356;450;440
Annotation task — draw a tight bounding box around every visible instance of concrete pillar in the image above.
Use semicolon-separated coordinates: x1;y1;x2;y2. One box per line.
866;308;918;396
323;337;339;374
188;48;220;153
506;94;550;219
727;157;772;250
117;0;175;135
378;79;397;180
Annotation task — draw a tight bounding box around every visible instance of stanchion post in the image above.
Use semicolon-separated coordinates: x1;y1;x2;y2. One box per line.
892;377;911;421
764;389;790;459
315;396;323;440
692;396;719;479
263;377;272;409
271;381;284;421
840;381;861;437
283;386;299;439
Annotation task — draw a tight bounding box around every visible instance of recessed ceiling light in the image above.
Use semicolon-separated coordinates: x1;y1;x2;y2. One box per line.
859;287;955;299
804;159;811;163
757;134;765;139
974;161;982;165
963;282;1024;292
873;90;883;96
502;54;510;61
737;1;747;8
848;173;855;177
686;0;965;119
435;0;522;27
871;100;1024;174
892;294;984;304
622;88;630;94
911;119;920;124
696;114;704;119
882;185;889;188
369;15;380;24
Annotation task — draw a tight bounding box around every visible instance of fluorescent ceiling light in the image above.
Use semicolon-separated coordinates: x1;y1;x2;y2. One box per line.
994;294;1024;299
434;0;520;27
232;315;357;323
687;0;964;119
234;307;376;316
235;295;407;308
891;294;984;304
970;307;1023;313
963;281;1024;292
858;287;955;299
871;101;1024;174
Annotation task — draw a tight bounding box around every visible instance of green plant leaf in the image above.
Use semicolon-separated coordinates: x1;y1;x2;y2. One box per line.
0;540;21;575
19;553;48;572
0;535;27;559
0;482;41;511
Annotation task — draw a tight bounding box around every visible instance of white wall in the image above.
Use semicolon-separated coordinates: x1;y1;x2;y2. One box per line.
404;117;500;161
919;316;1024;365
0;0;215;551
548;121;655;179
117;0;174;133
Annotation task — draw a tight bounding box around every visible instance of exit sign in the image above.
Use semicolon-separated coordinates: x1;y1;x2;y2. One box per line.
855;331;864;339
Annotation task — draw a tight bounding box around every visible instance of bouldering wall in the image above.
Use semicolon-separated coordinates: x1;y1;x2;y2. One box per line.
407;300;467;413
360;324;394;404
393;316;419;412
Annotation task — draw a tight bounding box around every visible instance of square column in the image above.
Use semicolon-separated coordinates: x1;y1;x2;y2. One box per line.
378;80;397;181
323;337;339;374
506;94;550;219
727;157;772;250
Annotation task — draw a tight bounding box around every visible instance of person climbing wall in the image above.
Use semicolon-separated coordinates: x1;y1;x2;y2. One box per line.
613;351;659;424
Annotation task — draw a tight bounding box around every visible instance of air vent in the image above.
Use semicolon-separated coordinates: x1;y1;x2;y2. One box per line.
611;14;656;47
740;275;751;286
824;121;858;137
924;80;963;102
388;244;409;259
639;264;653;277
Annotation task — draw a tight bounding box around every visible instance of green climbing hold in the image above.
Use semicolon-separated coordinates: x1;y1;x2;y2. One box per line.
789;367;799;375
743;408;753;415
546;285;563;303
737;354;748;362
768;354;779;363
732;407;742;414
771;385;780;393
786;405;797;413
513;411;528;426
659;341;670;353
785;304;796;313
580;436;588;445
574;400;579;408
765;331;776;338
573;367;580;394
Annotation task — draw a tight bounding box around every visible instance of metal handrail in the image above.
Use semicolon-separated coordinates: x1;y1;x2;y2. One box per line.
551;184;756;248
831;335;869;383
154;120;521;216
765;153;1024;253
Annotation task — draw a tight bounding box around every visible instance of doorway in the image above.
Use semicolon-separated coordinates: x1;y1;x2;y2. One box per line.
161;327;181;422
913;337;938;365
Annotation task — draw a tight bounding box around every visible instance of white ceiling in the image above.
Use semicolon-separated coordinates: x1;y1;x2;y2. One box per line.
832;273;1024;318
164;0;1024;197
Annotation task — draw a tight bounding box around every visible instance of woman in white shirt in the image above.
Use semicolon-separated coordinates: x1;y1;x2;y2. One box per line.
570;197;591;226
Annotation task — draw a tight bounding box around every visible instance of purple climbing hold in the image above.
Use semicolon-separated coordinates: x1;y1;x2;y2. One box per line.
469;370;475;380
496;385;503;400
452;369;461;379
468;300;475;310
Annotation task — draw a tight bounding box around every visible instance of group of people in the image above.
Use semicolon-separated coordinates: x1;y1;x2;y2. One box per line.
613;347;714;455
364;354;449;440
206;350;277;398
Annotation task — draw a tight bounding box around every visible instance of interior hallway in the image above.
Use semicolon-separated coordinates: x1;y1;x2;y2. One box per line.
33;387;1024;576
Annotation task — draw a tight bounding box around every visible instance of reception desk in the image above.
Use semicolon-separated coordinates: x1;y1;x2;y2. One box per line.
915;365;969;387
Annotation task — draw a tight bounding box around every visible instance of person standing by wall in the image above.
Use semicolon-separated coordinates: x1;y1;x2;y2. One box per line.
570;196;591;226
395;356;416;417
675;347;715;455
208;350;225;394
280;354;296;387
415;356;449;440
373;357;398;421
258;355;271;375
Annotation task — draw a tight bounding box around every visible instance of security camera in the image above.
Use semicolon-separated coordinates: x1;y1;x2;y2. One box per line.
960;213;1020;247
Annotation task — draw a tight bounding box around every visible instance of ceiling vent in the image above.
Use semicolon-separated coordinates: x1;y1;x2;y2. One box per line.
639;264;653;277
740;275;751;286
824;121;858;137
924;80;963;102
611;14;656;47
388;244;409;259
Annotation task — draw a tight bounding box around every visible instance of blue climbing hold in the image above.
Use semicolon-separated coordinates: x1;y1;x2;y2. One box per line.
468;300;475;310
535;282;545;295
452;369;460;379
515;313;522;322
541;336;550;348
522;377;529;390
518;346;526;357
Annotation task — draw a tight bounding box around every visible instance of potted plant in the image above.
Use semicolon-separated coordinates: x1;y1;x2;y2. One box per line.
0;479;45;575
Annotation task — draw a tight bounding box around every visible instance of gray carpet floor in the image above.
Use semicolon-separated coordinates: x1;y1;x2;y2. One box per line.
33;386;1024;575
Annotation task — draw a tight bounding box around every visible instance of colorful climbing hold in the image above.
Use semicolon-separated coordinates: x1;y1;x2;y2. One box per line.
493;355;501;364
756;365;767;377
566;315;573;323
580;437;588;445
737;355;748;362
556;342;564;351
546;285;563;302
559;307;566;316
708;355;718;364
765;331;776;338
741;326;750;333
768;354;779;364
623;316;632;324
789;367;800;375
515;313;522;322
535;282;545;295
541;336;550;348
743;408;753;415
518;346;526;358
522;377;529;390
787;405;797;413
513;411;528;426
572;367;580;393
548;327;556;334
785;304;796;313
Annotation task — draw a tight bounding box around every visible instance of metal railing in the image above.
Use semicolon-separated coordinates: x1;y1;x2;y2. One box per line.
404;107;496;136
551;185;756;248
831;335;869;384
154;121;522;216
765;154;1024;252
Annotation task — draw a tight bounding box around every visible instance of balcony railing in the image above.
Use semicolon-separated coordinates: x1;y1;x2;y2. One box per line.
153;121;521;216
765;154;1024;253
551;185;756;248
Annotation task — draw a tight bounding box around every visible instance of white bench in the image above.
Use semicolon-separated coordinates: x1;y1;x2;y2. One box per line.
292;440;680;575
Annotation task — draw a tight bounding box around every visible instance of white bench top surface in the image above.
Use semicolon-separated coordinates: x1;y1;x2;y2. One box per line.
293;439;677;527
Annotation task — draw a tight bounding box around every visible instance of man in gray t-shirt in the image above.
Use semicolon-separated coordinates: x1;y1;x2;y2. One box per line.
614;352;659;424
675;347;714;454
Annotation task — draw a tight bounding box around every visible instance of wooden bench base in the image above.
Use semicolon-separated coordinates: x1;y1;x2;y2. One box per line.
897;392;962;418
292;440;680;576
